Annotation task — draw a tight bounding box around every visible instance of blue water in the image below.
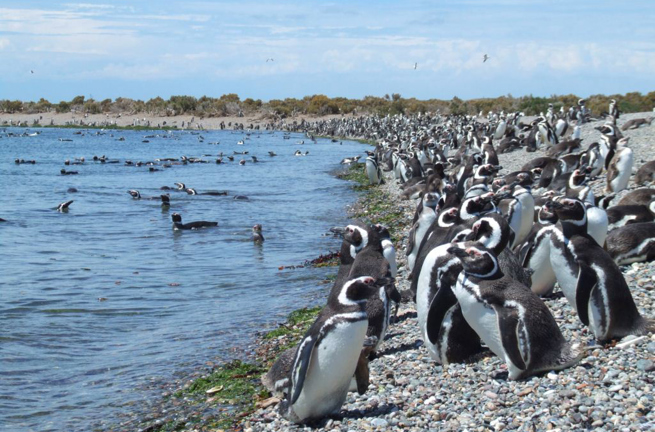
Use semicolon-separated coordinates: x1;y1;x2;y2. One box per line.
0;127;366;432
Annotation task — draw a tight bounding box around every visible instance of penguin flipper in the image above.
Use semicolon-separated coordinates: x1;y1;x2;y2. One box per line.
289;335;317;405
518;241;532;267
493;305;527;371
426;285;457;345
575;262;598;326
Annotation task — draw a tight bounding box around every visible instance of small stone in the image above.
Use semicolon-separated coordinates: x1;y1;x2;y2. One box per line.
608;385;623;392
371;418;388;428
485;391;499;399
636;359;655;372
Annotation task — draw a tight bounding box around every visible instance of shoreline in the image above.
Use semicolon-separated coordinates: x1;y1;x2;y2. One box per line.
111;160;378;431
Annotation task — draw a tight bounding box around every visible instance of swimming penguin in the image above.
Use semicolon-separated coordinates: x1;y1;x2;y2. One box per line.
186;188;198;195
448;243;581;380
406;192;440;273
171;213;218;230
252;224;264;243
128;190;141;199
174;182;186;191
549;198;654;341
605;222;655;265
606;138;633;193
279;276;384;423
161;194;170;208
60;169;78;175
365;155;383;185
57;200;74;212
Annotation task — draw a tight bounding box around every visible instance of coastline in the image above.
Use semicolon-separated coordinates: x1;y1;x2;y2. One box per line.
0;112;354;131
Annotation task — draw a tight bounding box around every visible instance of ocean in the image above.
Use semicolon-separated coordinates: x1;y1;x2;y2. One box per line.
0;127;367;431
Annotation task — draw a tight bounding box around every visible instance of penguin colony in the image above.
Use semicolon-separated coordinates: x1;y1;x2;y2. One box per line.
262;105;655;425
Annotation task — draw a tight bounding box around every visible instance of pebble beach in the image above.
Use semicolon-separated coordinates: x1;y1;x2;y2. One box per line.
242;112;655;432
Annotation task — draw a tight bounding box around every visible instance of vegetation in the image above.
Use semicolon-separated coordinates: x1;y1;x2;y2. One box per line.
2;91;653;118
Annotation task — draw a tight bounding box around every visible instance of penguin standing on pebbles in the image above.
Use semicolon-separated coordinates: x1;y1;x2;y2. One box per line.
365;154;384;185
549;198;654;341
406;192;439;273
448;243;582;380
279;276;384;424
606;138;633;193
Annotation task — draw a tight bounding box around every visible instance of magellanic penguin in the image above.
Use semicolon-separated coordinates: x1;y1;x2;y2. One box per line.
279;276;384;424
128;189;141;199
374;224;397;278
606;222;655;265
634;160;655;185
606;203;655;230
171;213;218;230
415;242;482;364
606;138;633;193
406;192;440;273
517;204;559;296
549;198;654;341
448;243;582;379
57;200;74;212
252;224;265;243
365;155;384;185
617;188;655;206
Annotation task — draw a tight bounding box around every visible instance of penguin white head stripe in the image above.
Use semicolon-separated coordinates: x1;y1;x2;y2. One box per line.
337;276;375;306
469;217;504;251
447;244;500;279
345;225;368;258
438;207;459;227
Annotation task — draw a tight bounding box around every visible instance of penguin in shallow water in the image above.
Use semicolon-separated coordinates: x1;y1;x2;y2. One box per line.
548;198;654;341
252;224;264;243
128;190;141;199
57;200;74;212
160;194;170;208
279;276;384;423
448;243;581;380
171;213;218;230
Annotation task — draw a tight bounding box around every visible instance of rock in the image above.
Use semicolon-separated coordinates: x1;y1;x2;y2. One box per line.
636;359;655;372
370;418;388;428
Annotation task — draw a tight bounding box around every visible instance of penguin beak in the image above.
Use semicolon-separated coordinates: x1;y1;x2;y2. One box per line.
549;200;565;210
446;246;469;258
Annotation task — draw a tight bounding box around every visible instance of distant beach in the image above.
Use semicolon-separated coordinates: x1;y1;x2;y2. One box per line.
0;111;354;131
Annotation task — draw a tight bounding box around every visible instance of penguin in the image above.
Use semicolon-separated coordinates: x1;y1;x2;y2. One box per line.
60;169;78;175
609;99;620;119
634;161;655;185
171;213;218;230
252;224;265;243
262;347;296;396
279;276;384;423
606;203;655;229
365;155;383;185
128;190;141;199
406;192;440;273
57;200;74;212
448;243;581;380
374;224;397;278
517;204;559;296
161;194;170;208
617;188;655;206
606;138;633;193
605;222;655;265
415;242;482;364
548;198;654;341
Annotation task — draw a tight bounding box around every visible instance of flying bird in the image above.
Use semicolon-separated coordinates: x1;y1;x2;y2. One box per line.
30;70;34;74
414;62;418;70
266;58;274;62
483;54;489;63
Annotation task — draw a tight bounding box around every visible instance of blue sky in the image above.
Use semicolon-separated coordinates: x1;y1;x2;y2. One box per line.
1;0;654;102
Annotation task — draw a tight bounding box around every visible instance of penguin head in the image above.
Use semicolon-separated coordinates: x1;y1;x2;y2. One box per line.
373;224;391;240
339;276;382;305
175;182;185;190
549;198;587;228
447;243;500;279
344;224;369;254
423;192;440;209
253;224;263;233
464;214;508;254
128;190;141;199
171;213;182;223
538;202;559;224
439;207;460;227
161;194;170;205
186;188;197;195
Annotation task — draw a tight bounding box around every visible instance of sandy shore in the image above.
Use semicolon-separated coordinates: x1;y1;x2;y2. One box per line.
0;112;353;130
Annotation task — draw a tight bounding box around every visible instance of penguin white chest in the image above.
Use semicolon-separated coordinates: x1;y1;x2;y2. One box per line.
291;319;367;420
609;150;634;193
528;235;556;296
453;279;504;358
549;237;578;308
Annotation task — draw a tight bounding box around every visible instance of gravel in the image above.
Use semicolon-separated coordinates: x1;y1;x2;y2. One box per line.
244;113;655;432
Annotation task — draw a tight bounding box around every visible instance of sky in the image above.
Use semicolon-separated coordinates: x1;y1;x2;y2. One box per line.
0;0;654;102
